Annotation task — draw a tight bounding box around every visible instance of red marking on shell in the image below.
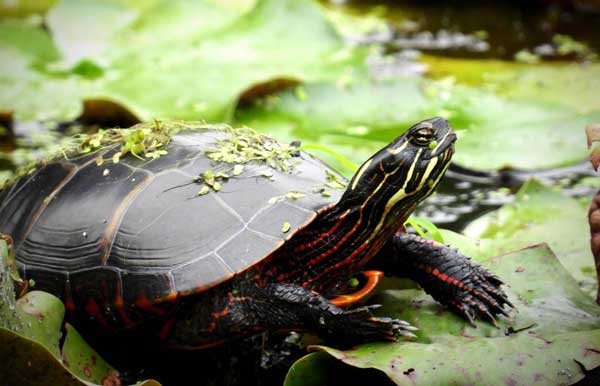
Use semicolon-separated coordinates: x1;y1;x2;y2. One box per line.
135;296;167;315
114;280;133;327
64;291;76;313
159;318;176;341
85;298;101;318
84;298;110;328
166;291;178;302
208;321;217;333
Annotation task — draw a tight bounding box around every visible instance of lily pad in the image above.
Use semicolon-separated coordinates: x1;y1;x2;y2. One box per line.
458;179;596;296
0;0;359;122
421;56;600;114
285;244;600;386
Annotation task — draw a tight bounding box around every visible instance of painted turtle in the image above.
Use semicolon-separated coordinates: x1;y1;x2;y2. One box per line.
0;118;511;348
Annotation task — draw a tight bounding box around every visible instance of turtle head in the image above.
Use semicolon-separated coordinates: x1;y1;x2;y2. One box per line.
344;117;456;223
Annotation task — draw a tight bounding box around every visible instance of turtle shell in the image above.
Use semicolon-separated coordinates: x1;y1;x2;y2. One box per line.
0;128;343;312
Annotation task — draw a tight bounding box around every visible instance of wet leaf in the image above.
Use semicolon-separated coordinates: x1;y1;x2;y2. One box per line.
61;323;119;384
285;352;395;386
0;237;21;330
0;327;161;386
46;0;137;68
460;179;596;296
0;0;56;17
15;291;64;357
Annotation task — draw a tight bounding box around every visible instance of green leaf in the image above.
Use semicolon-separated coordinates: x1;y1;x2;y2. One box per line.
15;291;64;357
46;0;137;68
287;244;600;386
61;323;118;384
100;0;356;121
0;237;21;331
0;0;57;17
405;217;444;243
285;352;395;386
459;179;596;296
0;21;60;64
1;0;360;122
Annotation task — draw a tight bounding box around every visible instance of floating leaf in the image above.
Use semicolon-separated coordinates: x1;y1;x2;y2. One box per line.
461;179;596;295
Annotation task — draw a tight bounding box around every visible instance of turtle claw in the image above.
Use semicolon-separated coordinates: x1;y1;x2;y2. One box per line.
367;317;418;341
445;266;514;326
334;306;417;342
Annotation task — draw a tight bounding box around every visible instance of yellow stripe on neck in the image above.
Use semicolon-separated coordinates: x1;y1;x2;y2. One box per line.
351;159;373;190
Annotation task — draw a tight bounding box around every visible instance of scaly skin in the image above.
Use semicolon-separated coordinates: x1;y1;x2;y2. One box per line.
165;277;416;349
371;232;512;325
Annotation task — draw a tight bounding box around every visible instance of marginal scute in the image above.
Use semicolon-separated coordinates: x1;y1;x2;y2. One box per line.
0;162;76;250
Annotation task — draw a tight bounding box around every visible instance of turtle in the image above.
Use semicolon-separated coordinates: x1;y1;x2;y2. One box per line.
0;117;512;349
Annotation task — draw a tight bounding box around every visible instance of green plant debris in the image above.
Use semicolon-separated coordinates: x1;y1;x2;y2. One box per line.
405;217;444;243
233;164;244;175
205;126;298;172
195;125;302;192
63;120;176;160
325;169;346;189
260;170;275;179
285;192;306;199
281;221;291;233
297;144;359;173
198;185;210;196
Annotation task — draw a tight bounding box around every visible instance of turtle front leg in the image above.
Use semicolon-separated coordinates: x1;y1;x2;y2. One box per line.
166;282;416;348
256;283;417;343
373;233;513;325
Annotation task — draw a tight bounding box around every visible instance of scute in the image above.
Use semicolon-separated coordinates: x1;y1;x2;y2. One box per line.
0;128;344;309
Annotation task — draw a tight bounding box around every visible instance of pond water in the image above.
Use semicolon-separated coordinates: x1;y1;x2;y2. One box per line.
330;0;600;60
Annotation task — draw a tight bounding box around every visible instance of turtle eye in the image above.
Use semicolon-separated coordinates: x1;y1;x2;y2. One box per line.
410;127;434;146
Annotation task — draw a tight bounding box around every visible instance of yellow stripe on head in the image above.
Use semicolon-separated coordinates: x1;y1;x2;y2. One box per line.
386;141;408;155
